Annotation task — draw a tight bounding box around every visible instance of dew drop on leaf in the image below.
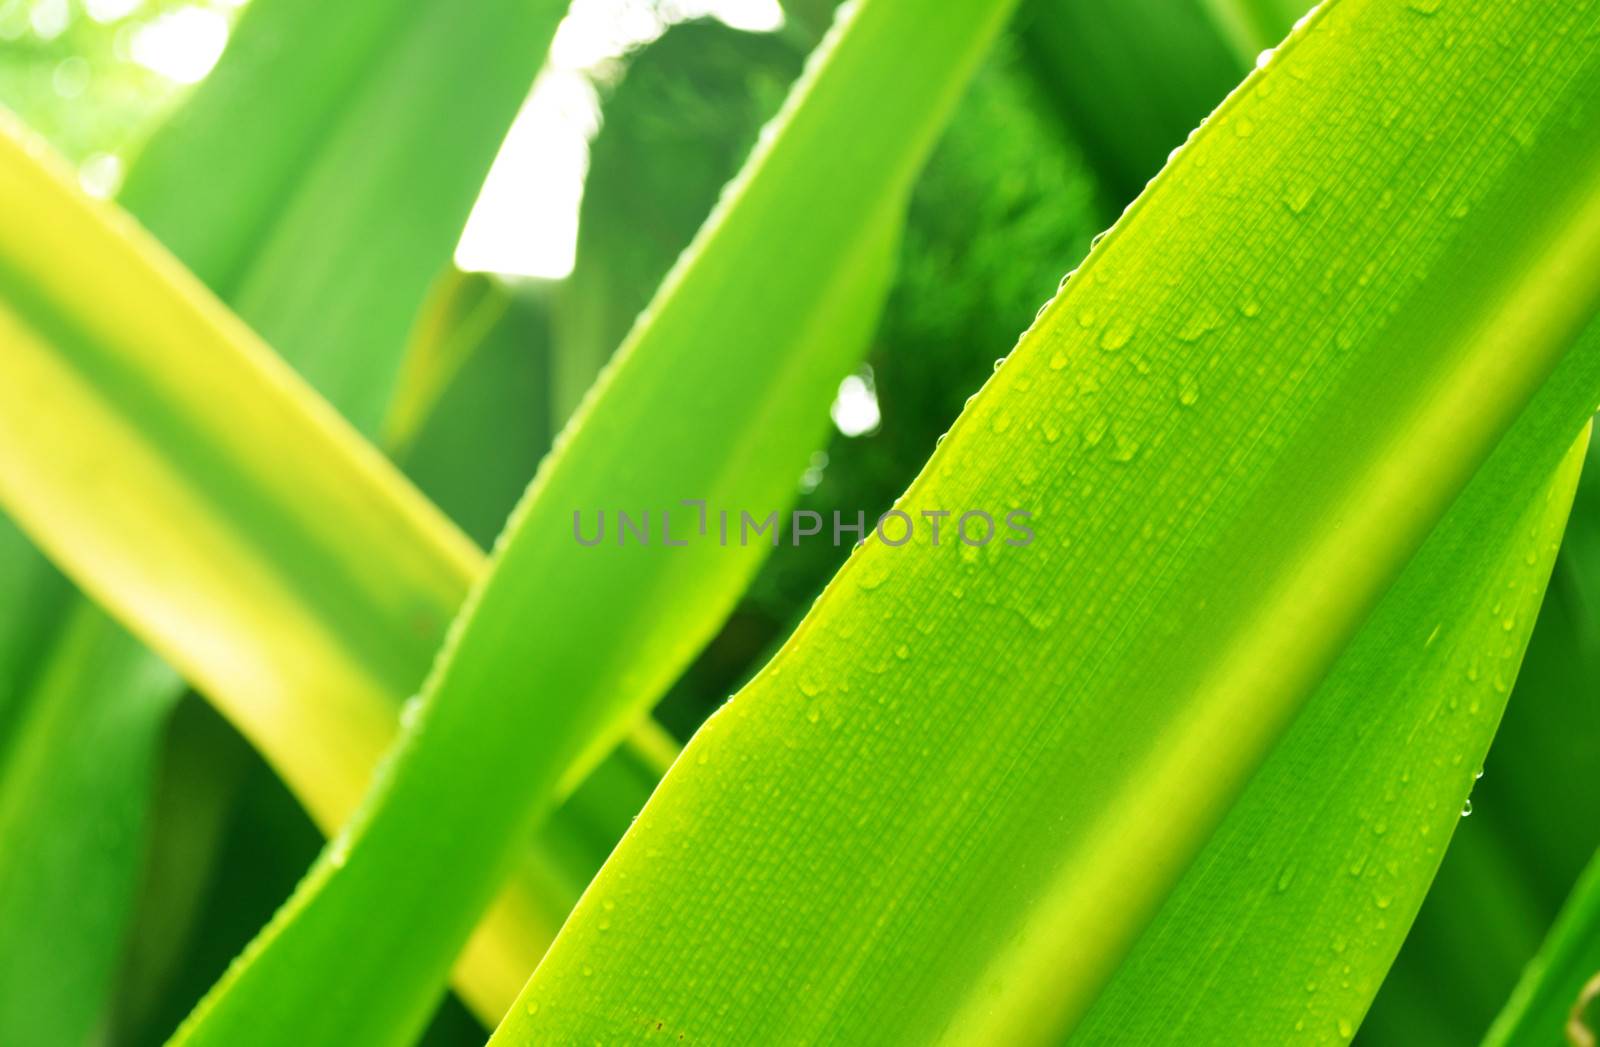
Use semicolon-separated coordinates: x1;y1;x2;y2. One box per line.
1177;373;1200;406
1177;305;1223;342
1283;182;1319;214
1109;431;1141;463
1083;415;1108;447
1099;320;1133;351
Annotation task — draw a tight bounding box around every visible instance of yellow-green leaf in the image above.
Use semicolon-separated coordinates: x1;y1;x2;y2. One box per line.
497;2;1600;1041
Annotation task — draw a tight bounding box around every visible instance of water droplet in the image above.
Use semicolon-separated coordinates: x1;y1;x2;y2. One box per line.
1049;350;1069;371
1240;299;1263;318
1178;305;1223;342
1460;798;1473;817
1099;320;1134;351
1283;182;1319;214
1109;430;1141;463
1077;308;1098;329
1042;419;1062;443
798;677;821;698
1234;117;1257;138
399;695;424;731
991;411;1013;435
1082;415;1108;447
1177;373;1200;406
894;643;912;661
525;1001;539;1015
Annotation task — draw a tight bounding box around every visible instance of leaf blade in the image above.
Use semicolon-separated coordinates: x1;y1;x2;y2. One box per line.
170;0;1017;1042
497;3;1600;1041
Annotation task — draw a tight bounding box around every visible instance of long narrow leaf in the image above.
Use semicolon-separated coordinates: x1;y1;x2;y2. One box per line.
1016;0;1249;206
0;0;575;1027
1484;846;1600;1046
0;604;179;1045
173;1;1017;1043
1070;421;1591;1042
0;115;565;1021
496;2;1600;1041
1364;469;1600;1043
119;0;563;434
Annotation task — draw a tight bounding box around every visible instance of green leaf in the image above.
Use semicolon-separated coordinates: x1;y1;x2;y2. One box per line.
1069;424;1589;1043
1200;0;1308;64
493;2;1600;1041
119;0;564;434
101;699;262;1046
385;271;555;548
1016;0;1250;207
1484;846;1600;1047
0;520;71;736
1363;466;1600;1044
0;603;179;1046
1;0;574;1029
171;1;1015;1043
0;0;574;1031
551;18;805;419
687;45;1101;734
0;111;555;1021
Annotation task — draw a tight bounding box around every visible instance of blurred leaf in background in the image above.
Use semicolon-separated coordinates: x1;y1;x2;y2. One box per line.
658;41;1102;735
